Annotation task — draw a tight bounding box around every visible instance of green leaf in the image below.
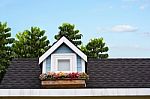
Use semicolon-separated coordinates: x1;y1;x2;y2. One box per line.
81;37;109;59
0;22;14;81
54;23;82;46
12;26;50;58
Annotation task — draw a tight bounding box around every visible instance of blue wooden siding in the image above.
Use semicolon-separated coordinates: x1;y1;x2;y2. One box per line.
53;43;73;53
46;56;51;73
45;43;82;72
77;55;82;72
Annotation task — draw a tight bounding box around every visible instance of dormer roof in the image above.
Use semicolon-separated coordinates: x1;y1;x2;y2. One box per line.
39;36;87;64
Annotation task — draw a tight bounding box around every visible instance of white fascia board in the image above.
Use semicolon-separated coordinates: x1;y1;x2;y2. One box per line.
39;37;64;64
39;36;87;64
63;37;87;62
0;88;150;96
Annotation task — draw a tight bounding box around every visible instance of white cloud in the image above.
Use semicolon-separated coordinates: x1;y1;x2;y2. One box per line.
143;32;150;37
139;4;149;10
122;0;150;10
139;5;145;10
111;24;138;32
110;45;150;51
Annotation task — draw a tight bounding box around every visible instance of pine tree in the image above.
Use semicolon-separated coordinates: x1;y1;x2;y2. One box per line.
55;23;82;46
0;22;14;81
12;27;50;58
81;38;109;59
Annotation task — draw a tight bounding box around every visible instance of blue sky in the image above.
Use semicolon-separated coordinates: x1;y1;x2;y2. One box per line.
0;0;150;58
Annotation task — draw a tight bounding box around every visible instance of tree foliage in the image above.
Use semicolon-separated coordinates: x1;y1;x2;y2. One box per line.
54;23;82;46
12;27;50;58
81;38;109;59
0;22;14;81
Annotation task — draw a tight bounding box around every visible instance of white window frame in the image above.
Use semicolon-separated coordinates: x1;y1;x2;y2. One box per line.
51;53;77;73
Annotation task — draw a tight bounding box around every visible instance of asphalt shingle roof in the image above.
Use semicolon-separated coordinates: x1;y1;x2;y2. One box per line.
0;58;41;89
86;58;150;88
0;58;150;88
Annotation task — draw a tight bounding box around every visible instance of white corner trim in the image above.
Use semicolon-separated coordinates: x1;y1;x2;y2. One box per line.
81;59;85;72
42;60;46;73
39;36;87;64
0;88;150;96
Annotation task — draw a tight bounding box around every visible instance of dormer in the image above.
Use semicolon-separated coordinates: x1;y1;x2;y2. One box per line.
39;36;87;88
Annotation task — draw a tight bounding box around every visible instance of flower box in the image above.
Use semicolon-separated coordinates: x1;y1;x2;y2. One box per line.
39;72;88;88
41;79;86;88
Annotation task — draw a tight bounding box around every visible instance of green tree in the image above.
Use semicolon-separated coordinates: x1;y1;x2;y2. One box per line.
12;27;50;58
0;22;14;81
81;38;109;59
54;23;82;46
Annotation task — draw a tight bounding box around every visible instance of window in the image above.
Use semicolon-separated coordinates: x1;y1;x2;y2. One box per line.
58;59;70;71
51;53;77;72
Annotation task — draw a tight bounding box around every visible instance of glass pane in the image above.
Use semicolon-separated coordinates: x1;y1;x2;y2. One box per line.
58;59;70;71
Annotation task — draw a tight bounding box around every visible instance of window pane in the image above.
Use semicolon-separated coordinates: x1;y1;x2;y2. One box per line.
58;59;70;71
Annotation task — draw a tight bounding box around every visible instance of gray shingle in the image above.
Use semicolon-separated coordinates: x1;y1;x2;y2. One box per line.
86;58;150;88
1;58;150;88
0;58;41;89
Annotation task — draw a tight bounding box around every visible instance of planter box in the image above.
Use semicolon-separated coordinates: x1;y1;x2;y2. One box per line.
41;79;86;88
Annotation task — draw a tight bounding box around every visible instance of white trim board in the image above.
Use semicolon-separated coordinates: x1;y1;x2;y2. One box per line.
0;88;150;96
39;36;87;64
42;60;46;73
81;59;85;72
51;53;77;72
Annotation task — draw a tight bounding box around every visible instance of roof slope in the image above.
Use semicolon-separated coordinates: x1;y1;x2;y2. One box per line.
1;58;150;88
86;58;150;88
0;58;41;89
